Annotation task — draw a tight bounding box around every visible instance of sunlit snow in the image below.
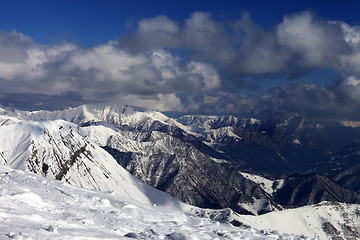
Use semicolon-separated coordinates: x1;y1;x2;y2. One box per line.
0;166;306;240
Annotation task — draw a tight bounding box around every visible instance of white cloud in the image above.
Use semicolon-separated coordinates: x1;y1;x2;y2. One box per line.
277;11;345;68
341;55;360;75
62;42;148;83
343;76;360;87
183;12;236;63
0;31;221;106
121;11;236;64
0;30;33;63
337;76;360;103
121;15;181;52
149;49;181;80
3;11;360;119
229;12;288;74
0;42;76;90
339;22;360;47
138;15;179;34
115;93;183;112
186;61;221;91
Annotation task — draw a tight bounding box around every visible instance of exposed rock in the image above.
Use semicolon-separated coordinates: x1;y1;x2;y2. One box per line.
102;130;279;215
312;142;360;193
274;174;360;207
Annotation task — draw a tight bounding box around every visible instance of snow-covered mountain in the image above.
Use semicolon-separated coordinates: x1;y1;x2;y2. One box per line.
0;165;307;240
0;117;185;208
8;103;198;138
2;165;358;240
274;173;360;207
236;201;360;239
310;141;360;193
83;125;278;215
2;103;360;212
179;114;360;177
177;114;260;143
9;103;358;176
1;104;280;215
1;103;360;239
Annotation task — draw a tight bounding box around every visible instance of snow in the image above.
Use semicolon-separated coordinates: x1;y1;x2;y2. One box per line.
211;157;228;164
1;105;359;239
236;201;360;240
0;119;189;209
339;120;360;127
1;103;253;146
7;102;201;137
240;172;284;196
248;118;260;125
0;115;20;126
239;198;274;216
177;115;260;131
0;165;307;240
176;115;262;143
83;125;145;153
207;127;242;142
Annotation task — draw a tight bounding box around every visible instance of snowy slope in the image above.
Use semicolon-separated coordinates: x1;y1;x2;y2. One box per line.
240;172;284;196
0;115;20;126
2;103;256;144
0;118;186;208
177;115;260;143
177;115;260;131
236;201;360;240
7;102;198;136
0;165;310;240
83;125;145;153
83;125;279;215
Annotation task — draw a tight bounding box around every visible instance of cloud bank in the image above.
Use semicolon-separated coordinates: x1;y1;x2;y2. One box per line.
1;11;360;120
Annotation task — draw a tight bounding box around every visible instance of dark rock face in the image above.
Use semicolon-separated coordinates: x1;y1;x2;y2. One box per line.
103;132;278;215
179;114;360;177
91;112;360;214
236;119;360;177
321;222;341;240
274;174;360;207
312;142;360;194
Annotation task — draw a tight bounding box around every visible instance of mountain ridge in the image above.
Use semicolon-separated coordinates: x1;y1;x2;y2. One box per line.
1;103;360;239
0;118;186;209
1;102;360;215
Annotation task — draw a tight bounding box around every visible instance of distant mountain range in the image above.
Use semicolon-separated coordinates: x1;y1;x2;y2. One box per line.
1;102;360;239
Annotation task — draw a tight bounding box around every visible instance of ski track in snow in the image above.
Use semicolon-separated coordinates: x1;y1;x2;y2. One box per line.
0;165;309;240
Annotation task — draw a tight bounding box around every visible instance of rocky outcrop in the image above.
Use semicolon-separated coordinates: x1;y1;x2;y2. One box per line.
102;130;279;215
180;114;360;177
312;142;360;194
274;173;360;207
0;119;186;207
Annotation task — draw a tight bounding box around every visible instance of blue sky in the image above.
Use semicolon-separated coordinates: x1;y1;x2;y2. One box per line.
1;0;360;121
1;0;359;47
